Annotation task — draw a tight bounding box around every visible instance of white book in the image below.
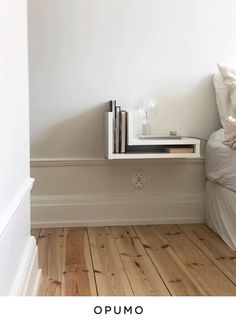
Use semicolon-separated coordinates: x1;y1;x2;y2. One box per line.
115;106;120;153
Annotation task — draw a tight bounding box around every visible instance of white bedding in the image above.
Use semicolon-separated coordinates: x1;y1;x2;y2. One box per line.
206;180;236;251
206;128;236;192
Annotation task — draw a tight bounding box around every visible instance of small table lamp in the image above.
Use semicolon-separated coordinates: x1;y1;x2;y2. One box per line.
134;99;157;135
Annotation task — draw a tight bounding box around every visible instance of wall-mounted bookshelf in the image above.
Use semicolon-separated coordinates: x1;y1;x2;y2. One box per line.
105;111;200;160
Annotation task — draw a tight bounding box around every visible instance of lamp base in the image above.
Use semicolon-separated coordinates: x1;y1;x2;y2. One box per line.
142;123;151;136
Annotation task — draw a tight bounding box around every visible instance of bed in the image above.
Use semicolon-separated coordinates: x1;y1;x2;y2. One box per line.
206;129;236;250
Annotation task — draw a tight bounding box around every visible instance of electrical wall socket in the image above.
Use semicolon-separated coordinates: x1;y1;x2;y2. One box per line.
132;169;146;190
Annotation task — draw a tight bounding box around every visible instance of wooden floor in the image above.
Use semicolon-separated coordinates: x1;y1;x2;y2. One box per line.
32;224;236;296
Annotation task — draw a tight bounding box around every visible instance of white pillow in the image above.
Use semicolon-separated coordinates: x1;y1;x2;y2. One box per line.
213;73;230;127
223;116;236;149
217;63;236;118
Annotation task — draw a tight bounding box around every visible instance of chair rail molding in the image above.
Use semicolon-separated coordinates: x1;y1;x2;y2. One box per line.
0;177;34;236
30;157;205;167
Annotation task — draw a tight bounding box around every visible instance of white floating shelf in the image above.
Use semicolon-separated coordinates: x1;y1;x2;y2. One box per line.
105;111;200;160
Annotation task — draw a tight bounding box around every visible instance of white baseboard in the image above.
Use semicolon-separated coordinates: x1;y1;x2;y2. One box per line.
23;242;42;296
10;236;41;296
31;157;206;228
31;193;205;228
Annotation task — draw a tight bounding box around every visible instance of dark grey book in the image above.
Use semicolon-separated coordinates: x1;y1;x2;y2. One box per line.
108;100;117;152
108;100;116;113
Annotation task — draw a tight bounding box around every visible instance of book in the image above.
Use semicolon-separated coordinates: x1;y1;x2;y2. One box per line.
108;101;127;153
115;106;121;153
120;110;127;153
139;135;182;140
108;100;116;113
109;100;116;152
164;147;194;153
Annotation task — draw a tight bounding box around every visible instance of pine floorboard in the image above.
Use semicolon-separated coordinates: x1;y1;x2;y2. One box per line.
37;228;64;296
62;228;97;296
110;226;170;296
179;224;236;286
148;225;236;295
88;227;133;296
34;224;236;296
134;225;205;295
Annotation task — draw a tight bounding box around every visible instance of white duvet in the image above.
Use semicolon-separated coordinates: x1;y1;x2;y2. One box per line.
206;129;236;192
206;180;236;251
223;116;236;148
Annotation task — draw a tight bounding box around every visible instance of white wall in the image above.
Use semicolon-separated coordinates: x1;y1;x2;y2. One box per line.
0;0;40;295
29;1;236;227
28;0;236;158
0;0;29;218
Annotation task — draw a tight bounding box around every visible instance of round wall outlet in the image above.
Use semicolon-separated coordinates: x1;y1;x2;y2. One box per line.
132;169;146;190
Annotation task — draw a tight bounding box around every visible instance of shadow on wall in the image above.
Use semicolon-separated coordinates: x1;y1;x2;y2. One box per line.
30;103;107;158
137;76;221;140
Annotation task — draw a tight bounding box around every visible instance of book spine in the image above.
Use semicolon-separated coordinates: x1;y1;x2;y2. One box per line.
120;110;127;153
115;106;121;153
108;100;116;113
125;111;128;152
108;100;116;153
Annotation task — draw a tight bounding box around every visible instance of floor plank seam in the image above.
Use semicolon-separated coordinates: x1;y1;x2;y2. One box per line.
60;228;64;296
86;228;99;296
